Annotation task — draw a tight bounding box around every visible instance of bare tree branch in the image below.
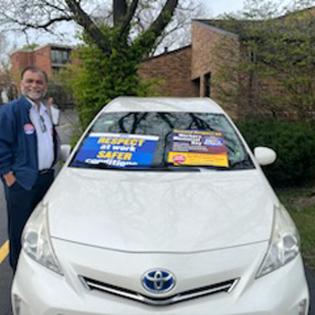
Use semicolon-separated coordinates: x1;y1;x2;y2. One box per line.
133;0;179;55
40;0;68;13
0;0;72;35
64;0;112;55
144;0;179;39
113;0;128;26
0;0;196;60
119;0;139;39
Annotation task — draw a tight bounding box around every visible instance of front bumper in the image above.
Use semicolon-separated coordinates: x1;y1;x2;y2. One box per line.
12;239;309;315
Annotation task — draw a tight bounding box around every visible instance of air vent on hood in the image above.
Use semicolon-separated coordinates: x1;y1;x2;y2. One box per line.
81;276;239;306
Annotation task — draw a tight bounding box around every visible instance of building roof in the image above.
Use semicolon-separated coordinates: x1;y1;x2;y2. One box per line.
142;45;192;62
192;19;241;38
10;43;73;56
194;5;315;35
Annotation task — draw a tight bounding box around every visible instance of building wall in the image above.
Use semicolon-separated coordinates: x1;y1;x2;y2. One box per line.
191;21;218;81
10;45;71;80
10;51;34;80
138;46;199;97
33;46;52;77
191;21;240;117
191;21;240;98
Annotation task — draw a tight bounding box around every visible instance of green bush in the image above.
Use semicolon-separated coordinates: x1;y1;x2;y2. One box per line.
61;28;160;129
236;119;315;187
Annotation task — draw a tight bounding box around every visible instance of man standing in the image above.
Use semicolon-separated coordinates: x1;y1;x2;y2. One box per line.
0;66;59;271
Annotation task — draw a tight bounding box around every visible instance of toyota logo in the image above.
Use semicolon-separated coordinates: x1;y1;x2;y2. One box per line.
142;269;176;294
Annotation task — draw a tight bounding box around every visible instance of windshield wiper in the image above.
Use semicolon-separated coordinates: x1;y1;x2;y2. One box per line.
70;160;123;170
70;160;199;172
125;165;200;172
71;159;254;172
161;162;231;172
179;165;230;171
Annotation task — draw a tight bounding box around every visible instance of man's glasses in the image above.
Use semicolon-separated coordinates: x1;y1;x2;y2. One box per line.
39;115;47;133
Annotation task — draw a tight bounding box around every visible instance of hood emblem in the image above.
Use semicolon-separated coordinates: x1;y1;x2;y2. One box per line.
142;269;176;294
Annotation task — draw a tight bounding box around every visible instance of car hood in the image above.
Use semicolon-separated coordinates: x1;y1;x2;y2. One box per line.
46;168;276;253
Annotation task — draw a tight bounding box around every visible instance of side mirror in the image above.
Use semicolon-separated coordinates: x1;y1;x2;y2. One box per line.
254;147;277;166
60;144;71;162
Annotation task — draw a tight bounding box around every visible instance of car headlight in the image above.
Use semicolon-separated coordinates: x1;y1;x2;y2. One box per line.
256;205;300;278
256;204;300;278
22;202;63;275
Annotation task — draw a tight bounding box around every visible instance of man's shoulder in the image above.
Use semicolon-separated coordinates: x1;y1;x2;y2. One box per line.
1;97;31;115
0;100;16;116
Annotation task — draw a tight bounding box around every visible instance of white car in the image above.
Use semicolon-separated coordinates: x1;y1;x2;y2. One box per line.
12;97;309;315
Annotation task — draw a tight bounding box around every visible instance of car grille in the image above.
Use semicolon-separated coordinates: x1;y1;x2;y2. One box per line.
81;276;239;306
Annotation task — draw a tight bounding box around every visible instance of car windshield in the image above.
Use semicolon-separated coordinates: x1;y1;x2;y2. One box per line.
70;112;254;171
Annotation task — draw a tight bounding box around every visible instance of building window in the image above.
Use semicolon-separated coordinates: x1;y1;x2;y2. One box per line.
204;72;211;97
248;48;257;63
51;49;71;65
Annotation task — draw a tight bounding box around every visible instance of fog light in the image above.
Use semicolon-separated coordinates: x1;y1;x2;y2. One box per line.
12;294;22;315
298;299;308;315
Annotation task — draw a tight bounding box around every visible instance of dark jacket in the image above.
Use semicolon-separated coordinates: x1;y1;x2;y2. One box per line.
0;96;59;190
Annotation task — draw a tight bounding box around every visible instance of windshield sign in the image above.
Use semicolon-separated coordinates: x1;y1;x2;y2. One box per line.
72;133;159;167
168;129;229;167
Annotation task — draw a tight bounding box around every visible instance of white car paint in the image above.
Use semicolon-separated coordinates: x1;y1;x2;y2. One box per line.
12;97;309;315
48;168;274;252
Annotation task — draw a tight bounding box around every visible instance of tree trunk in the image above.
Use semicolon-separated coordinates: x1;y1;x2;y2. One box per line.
113;0;127;26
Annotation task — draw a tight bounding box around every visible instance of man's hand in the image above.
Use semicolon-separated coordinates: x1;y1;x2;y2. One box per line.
4;172;16;187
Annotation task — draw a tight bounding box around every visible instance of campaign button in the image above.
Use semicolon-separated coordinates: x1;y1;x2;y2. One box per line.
24;123;35;135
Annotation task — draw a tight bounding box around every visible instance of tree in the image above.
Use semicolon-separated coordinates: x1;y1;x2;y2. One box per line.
0;32;13;70
0;33;18;103
213;0;315;119
0;0;196;57
0;0;202;125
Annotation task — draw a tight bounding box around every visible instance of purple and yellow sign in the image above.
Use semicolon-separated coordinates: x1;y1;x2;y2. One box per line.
167;129;229;167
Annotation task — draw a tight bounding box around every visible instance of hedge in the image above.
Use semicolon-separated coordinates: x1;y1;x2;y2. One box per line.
236;119;315;187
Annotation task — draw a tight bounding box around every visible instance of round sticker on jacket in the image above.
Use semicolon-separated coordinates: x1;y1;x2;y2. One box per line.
24;123;35;135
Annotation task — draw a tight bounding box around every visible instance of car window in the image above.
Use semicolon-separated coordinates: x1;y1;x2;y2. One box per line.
70;112;254;171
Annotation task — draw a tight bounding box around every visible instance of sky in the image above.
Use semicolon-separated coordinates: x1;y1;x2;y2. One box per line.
6;0;248;50
203;0;246;16
203;0;294;17
1;0;302;54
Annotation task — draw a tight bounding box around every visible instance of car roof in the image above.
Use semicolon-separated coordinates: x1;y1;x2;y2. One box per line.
102;97;226;114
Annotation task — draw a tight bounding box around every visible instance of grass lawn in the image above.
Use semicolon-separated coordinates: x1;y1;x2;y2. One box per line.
277;185;315;271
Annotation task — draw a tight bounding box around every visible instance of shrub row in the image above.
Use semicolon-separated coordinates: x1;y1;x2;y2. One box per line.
236;119;315;187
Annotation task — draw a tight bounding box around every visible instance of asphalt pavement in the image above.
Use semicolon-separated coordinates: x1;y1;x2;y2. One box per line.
0;184;13;315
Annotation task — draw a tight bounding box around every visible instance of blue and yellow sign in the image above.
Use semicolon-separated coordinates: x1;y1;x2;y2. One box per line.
75;133;159;167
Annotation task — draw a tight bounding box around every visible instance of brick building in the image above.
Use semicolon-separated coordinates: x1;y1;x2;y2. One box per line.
138;19;240;115
10;44;72;79
139;6;315;117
